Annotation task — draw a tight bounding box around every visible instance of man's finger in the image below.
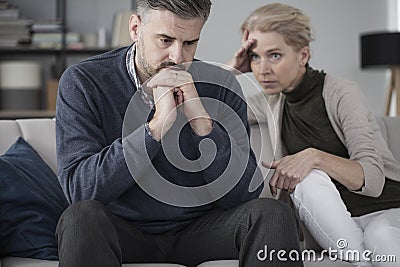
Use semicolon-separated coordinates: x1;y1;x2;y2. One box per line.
147;70;190;88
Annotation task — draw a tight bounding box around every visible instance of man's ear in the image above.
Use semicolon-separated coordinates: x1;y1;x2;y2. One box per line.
129;14;141;42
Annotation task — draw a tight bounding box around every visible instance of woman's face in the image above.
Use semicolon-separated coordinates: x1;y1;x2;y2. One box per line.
248;30;309;95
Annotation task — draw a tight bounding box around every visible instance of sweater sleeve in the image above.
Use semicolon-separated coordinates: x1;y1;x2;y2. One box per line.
56;66;161;204
246;92;270;125
191;73;264;209
326;77;385;197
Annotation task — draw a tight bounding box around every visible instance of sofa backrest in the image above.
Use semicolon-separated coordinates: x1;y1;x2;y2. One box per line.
0;119;57;173
375;117;400;163
250;116;400;165
0;116;399;178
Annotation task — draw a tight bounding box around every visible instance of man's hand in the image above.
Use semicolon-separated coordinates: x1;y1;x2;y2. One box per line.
147;68;213;137
148;84;178;141
262;148;319;197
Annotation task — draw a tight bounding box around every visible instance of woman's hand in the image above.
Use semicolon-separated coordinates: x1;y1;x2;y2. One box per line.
262;148;319;197
262;147;366;197
226;30;256;74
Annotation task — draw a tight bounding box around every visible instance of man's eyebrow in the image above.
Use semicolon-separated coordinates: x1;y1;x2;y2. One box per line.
185;38;199;43
155;33;199;43
155;33;175;40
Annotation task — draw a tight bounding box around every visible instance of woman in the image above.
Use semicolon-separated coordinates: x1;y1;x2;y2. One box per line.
228;3;400;266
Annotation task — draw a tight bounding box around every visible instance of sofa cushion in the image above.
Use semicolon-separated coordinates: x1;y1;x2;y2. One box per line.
0;137;68;260
0;257;188;267
377;117;400;163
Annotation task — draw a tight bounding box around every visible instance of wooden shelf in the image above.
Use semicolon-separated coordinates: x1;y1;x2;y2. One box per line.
0;110;55;119
0;46;113;55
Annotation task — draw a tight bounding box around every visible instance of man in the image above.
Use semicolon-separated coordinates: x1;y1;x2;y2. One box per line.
55;0;302;266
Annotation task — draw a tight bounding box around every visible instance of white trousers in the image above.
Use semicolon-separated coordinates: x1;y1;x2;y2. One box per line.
291;169;400;267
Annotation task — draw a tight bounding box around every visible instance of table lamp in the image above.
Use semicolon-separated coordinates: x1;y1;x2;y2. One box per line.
361;32;400;116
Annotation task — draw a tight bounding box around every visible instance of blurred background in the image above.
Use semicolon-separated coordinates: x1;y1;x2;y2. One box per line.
0;0;398;117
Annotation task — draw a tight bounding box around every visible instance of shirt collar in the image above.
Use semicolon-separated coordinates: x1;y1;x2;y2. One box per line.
126;44;154;108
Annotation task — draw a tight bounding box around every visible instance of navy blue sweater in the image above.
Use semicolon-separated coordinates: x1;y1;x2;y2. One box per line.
56;46;263;233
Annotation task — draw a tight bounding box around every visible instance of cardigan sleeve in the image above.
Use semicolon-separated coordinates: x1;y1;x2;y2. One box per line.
246;92;270;125
324;76;385;197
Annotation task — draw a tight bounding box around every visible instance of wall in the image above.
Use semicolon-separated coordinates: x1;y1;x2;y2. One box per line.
196;0;396;115
388;0;400;115
7;0;398;115
67;0;131;45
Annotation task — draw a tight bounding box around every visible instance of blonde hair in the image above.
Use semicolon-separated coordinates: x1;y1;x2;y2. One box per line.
241;3;313;51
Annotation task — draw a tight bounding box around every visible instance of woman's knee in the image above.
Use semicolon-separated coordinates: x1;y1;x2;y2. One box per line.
294;170;332;196
364;211;400;251
291;169;340;210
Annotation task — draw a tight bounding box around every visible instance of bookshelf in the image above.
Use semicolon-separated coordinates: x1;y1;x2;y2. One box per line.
0;46;111;55
0;0;134;119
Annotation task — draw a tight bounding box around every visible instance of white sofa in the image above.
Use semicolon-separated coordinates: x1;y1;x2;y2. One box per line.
0;117;399;267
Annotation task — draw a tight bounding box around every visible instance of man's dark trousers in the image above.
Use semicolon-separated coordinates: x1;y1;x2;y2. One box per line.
56;198;303;267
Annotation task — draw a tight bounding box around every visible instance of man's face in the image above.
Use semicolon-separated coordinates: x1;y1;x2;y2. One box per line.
130;9;204;83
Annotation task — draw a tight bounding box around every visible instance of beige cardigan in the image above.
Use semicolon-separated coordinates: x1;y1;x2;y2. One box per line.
247;74;400;198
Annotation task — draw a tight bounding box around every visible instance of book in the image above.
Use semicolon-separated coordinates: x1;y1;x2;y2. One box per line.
31;32;81;49
0;19;31;46
0;8;19;19
31;20;63;33
111;10;133;48
32;32;80;43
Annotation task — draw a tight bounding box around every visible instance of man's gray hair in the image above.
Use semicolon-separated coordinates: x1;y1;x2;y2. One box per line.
137;0;212;22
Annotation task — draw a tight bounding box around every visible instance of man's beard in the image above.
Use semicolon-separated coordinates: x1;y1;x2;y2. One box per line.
136;37;176;82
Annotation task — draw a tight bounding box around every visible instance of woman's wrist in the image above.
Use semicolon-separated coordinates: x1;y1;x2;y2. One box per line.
308;147;322;169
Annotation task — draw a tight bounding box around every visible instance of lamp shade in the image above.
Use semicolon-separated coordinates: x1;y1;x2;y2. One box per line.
361;32;400;68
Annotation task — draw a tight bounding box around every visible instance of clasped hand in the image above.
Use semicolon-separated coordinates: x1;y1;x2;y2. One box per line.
146;68;212;140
